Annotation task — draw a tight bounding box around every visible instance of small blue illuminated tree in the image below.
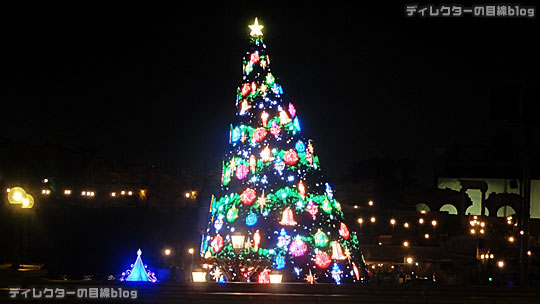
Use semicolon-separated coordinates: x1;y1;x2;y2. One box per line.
119;249;157;282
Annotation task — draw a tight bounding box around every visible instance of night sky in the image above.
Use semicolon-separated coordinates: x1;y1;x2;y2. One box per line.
2;3;539;184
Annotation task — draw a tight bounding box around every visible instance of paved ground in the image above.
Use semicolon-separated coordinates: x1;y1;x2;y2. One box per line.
2;281;540;303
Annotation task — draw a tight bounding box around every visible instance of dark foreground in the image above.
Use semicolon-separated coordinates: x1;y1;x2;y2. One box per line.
2;281;540;304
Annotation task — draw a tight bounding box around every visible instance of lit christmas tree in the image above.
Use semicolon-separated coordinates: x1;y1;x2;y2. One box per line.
200;18;367;283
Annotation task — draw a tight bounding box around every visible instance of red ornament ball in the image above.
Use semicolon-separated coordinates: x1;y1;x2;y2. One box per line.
240;188;257;205
250;52;259;64
241;83;251;96
283;149;299;165
211;234;224;253
315;250;331;268
253;128;267;142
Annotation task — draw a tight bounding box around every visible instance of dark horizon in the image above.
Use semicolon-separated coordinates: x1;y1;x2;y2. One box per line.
2;3;539;185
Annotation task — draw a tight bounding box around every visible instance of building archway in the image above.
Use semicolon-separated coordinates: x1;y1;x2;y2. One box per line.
465;205;490;216
439;204;458;215
496;205;516;217
415;203;431;212
485;193;521;218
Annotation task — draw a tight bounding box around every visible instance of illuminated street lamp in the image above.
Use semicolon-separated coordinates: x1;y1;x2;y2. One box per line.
370;216;376;223
185;191;197;199
404;222;409;229
7;187;35;269
418;218;424;224
187;247;195;278
403;241;409;247
138;189;147;200
368;200;374;206
82;190;95;197
497;260;504;268
160;247;173;278
406;257;413;264
21;195;34;209
269;272;283;284
191;269;207;282
357;218;363;233
424;233;430;239
431;219;438;238
231;234;246;250
7;187;35;209
8;187;26;204
508;236;515;243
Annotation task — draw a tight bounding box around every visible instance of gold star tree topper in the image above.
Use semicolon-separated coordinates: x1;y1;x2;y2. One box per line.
249;18;264;37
